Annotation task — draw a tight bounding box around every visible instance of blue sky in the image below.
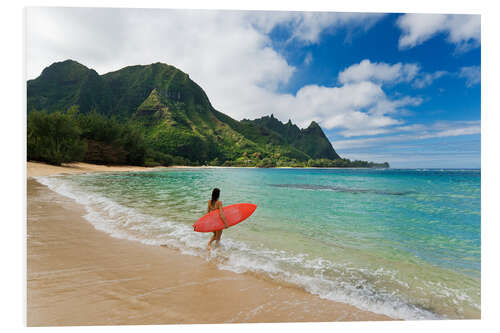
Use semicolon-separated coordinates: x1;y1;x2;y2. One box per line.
27;9;481;168
265;13;481;168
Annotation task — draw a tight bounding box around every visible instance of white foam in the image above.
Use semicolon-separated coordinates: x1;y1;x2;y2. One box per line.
213;242;441;320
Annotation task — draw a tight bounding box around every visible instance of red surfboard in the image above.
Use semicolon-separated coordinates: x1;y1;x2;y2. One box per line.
193;203;257;232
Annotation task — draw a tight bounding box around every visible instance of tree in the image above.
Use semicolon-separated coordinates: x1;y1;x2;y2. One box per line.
27;110;86;165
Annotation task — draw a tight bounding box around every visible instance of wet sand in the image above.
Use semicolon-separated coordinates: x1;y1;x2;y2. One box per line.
27;162;392;326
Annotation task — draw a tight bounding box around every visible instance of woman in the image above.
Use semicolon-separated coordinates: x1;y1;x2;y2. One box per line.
207;188;229;250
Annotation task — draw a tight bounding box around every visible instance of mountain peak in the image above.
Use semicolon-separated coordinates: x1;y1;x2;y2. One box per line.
39;59;90;77
53;59;86;67
308;121;320;128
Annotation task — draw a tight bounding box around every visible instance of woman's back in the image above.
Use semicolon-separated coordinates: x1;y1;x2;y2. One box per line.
208;199;221;213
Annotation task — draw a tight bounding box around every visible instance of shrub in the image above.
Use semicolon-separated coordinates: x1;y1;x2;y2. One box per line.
118;124;147;165
257;157;276;168
145;149;173;166
27;110;86;165
144;159;162;167
77;110;147;165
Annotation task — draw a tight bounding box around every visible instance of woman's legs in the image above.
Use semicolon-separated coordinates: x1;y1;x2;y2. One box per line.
215;230;223;247
207;230;223;250
207;232;216;250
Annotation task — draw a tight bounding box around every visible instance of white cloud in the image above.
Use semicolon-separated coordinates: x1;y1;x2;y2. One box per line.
26;9;385;81
333;120;481;149
249;11;385;44
338;59;420;85
412;71;448;88
427;126;480;138
459;66;481;87
338;59;452;91
288;12;385;44
272;81;421;135
397;14;480;51
304;52;313;65
366;96;423;116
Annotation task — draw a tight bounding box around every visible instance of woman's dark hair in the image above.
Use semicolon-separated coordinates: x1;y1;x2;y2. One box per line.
211;188;220;207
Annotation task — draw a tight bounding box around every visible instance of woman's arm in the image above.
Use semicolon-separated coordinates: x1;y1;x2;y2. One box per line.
218;201;229;228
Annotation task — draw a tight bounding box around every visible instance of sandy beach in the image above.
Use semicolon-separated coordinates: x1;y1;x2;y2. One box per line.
27;161;168;177
27;161;391;326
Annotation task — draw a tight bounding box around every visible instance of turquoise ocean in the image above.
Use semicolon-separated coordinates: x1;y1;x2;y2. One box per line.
36;168;481;320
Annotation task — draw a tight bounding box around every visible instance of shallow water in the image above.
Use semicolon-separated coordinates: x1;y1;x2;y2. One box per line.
36;168;481;320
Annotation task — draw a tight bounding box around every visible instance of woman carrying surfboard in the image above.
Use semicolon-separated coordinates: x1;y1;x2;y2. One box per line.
206;188;229;250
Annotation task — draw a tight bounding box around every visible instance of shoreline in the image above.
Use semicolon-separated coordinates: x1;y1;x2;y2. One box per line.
27;162;392;325
27;161;167;178
27;161;391;178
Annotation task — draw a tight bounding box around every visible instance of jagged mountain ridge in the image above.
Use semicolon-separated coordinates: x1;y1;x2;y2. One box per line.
242;115;340;160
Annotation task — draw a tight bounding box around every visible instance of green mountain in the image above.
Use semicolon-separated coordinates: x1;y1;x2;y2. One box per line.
27;60;387;168
27;60;113;116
